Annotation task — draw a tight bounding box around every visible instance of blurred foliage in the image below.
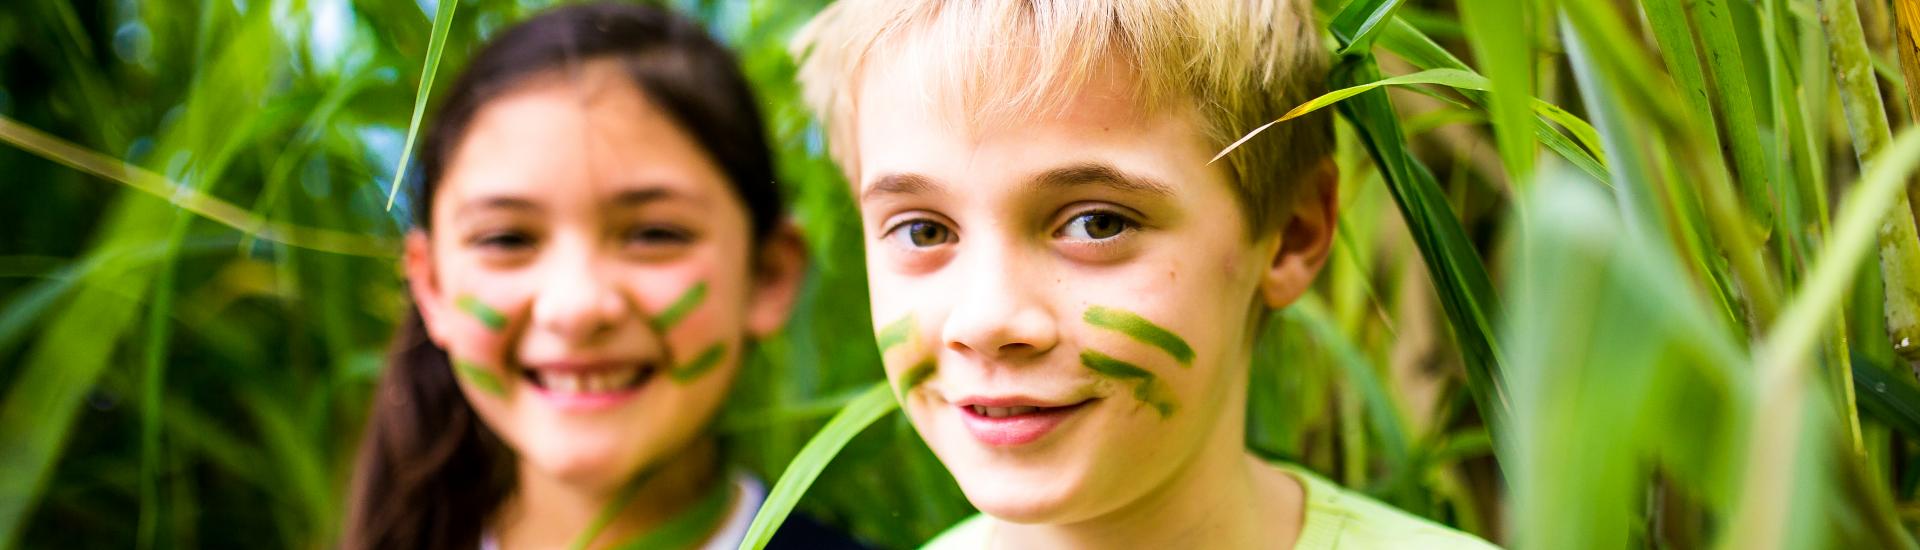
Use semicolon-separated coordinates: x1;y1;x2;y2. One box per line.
6;0;1920;548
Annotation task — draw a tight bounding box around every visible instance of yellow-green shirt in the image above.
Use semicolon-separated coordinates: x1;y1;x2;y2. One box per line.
922;462;1498;549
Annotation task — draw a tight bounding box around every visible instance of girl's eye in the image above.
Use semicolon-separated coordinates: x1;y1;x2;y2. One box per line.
474;231;535;251
624;225;693;246
887;219;956;248
1058;211;1135;241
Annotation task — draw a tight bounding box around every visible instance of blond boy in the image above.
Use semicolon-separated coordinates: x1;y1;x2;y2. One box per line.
795;1;1498;547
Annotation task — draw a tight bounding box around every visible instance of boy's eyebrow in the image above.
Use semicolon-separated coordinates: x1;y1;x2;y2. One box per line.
1029;162;1175;198
861;172;944;203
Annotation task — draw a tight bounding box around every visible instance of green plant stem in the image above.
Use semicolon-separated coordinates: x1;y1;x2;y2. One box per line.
1732;127;1920;550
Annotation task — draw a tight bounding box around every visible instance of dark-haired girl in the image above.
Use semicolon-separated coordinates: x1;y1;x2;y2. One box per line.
343;4;856;549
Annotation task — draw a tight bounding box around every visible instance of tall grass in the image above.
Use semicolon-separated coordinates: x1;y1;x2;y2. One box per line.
3;0;1920;548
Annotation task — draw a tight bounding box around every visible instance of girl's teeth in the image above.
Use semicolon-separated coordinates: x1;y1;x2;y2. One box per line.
536;369;637;394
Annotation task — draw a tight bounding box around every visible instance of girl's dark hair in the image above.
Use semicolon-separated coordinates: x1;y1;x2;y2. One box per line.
344;4;779;549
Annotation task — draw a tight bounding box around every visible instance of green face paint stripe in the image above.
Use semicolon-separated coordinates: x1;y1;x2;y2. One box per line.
1132;380;1177;419
1083;305;1194;366
1080;350;1177;418
896;359;936;401
651;281;708;332
874;315;913;352
670;343;727;383
457;295;506;331
453;360;508;397
1079;349;1156;381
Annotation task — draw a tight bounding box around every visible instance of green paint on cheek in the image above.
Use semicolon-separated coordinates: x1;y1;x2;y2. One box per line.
1079;350;1177;419
457;295;506;331
896;359;936;401
874;314;913;352
453;359;508;397
1083;305;1193;366
670;343;726;383
652;281;708;332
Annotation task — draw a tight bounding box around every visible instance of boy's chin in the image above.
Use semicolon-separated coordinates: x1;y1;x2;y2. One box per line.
948;460;1104;524
960;480;1082;524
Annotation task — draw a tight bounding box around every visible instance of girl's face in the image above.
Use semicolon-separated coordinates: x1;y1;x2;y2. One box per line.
405;61;799;490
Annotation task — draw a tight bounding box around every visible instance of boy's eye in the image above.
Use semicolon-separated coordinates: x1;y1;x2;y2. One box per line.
886;219;956;248
1057;211;1135;241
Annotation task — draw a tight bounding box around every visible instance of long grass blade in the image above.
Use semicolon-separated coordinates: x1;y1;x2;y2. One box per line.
1686;0;1777;226
1328;53;1512;458
1456;0;1536;185
384;0;461;211
740;382;898;550
0;116;395;257
1215;69;1490;162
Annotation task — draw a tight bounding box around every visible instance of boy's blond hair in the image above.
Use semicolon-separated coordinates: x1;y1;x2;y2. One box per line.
792;0;1333;231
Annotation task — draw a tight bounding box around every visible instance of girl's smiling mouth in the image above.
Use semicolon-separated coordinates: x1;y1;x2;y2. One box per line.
519;360;659;411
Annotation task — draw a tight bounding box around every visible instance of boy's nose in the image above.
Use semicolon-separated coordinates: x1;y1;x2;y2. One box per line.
530;249;637;346
942;248;1059;363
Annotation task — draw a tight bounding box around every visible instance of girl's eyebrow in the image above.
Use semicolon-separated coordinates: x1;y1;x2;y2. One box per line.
456;195;541;218
609;184;708;207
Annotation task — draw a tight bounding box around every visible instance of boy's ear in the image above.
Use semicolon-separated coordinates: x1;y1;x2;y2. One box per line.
746;222;810;338
405;231;453;348
1259;157;1339;308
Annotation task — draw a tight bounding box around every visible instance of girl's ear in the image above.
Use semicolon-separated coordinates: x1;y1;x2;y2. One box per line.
1258;157;1338;308
746;222;809;338
405;231;453;349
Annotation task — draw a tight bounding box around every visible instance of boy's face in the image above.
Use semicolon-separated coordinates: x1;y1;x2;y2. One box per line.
852;58;1323;523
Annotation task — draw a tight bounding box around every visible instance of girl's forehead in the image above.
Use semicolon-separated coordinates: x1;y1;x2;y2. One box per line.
438;72;729;217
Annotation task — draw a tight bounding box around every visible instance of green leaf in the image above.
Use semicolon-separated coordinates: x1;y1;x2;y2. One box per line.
1457;0;1536;184
1214;69;1490;163
740;382;898;550
1684;0;1776;227
384;0;462;211
1327;54;1512;461
1853;358;1920;437
1330;0;1409;55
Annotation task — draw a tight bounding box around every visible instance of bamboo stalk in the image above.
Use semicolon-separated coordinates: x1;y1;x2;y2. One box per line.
1896;0;1920;123
1820;0;1920;375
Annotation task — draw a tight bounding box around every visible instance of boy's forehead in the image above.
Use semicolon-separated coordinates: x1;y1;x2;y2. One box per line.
848;51;1221;202
854;44;1170;138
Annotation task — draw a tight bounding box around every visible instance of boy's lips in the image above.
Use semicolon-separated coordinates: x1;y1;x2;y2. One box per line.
952;395;1098;447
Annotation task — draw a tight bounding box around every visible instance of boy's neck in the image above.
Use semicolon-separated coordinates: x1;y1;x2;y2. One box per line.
496;437;724;549
991;402;1307;549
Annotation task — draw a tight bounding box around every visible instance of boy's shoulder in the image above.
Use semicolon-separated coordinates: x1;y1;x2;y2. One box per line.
920;513;990;550
1279;462;1500;550
920;465;1500;550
